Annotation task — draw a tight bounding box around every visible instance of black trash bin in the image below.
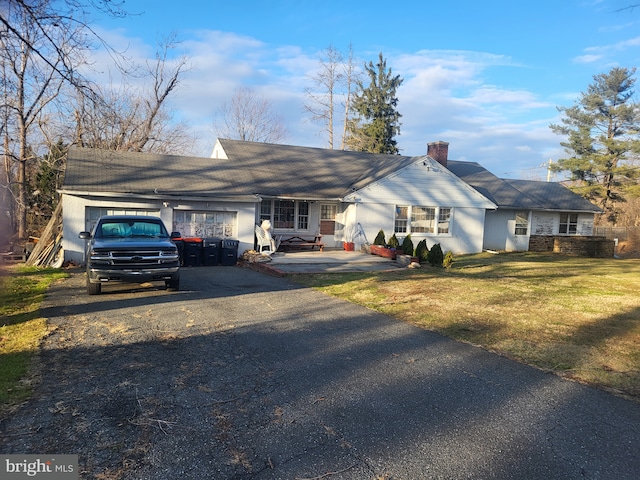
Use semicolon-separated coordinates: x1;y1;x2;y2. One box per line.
182;237;203;267
220;239;239;266
202;238;221;266
172;238;185;266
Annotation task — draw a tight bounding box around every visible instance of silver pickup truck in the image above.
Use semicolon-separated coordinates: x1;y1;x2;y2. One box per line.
79;215;181;295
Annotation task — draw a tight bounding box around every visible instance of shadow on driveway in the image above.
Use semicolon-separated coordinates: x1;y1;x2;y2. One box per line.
2;266;640;479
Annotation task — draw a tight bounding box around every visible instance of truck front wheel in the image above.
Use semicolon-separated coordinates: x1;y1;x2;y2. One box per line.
166;275;180;291
87;277;102;295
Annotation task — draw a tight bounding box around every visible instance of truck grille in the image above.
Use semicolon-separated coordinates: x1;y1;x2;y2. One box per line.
91;249;179;266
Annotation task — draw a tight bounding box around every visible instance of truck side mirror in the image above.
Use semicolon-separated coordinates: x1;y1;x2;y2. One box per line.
170;232;181;239
79;231;91;239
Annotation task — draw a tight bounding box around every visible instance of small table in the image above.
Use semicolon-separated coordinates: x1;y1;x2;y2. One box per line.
279;235;324;252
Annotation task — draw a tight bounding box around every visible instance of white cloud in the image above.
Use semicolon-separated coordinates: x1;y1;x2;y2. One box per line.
85;29;564;177
574;54;603;63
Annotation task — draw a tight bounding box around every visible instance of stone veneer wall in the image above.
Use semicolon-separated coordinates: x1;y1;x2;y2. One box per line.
528;235;614;258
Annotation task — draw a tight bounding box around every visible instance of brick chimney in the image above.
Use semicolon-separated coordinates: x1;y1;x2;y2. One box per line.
427;141;449;167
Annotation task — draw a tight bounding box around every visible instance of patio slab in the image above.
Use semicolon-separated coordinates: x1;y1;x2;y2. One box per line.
247;249;404;274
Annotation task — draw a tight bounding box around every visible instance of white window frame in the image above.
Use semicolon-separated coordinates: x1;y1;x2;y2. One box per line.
320;204;337;220
260;199;311;231
515;211;528;236
559;212;578;235
173;210;236;238
395;206;408;233
395;205;452;235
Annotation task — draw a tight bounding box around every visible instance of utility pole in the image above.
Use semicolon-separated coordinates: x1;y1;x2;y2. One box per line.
546;159;553;182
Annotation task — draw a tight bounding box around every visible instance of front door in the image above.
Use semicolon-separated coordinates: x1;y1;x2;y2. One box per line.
320;204;338;246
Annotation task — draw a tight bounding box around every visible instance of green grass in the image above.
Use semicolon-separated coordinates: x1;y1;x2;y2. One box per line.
0;265;68;407
293;252;640;401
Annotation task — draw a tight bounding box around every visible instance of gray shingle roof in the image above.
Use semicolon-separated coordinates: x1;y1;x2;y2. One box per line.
63;141;418;199
506;179;602;212
63;147;253;198
447;160;602;213
63;142;600;213
216;139;417;198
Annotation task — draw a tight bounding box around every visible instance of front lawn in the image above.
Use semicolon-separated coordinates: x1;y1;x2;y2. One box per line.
0;265;68;407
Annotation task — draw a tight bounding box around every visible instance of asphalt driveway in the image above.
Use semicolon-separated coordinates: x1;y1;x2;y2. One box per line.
1;266;640;479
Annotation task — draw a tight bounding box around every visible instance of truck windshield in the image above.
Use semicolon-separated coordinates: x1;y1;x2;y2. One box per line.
98;221;168;238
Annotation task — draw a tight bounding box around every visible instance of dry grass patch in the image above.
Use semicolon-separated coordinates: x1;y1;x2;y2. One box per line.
294;252;640;401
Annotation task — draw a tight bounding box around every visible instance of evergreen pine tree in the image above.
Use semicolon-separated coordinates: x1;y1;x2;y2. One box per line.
550;67;640;224
345;53;403;154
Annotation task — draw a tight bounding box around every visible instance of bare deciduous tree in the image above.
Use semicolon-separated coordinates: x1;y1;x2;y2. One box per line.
304;45;343;149
1;1;77;237
304;44;359;150
0;0;127;88
340;44;358;150
213;86;288;144
1;2;193;240
74;37;194;154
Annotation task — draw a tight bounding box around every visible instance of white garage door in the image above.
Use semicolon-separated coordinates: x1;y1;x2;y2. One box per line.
173;211;236;238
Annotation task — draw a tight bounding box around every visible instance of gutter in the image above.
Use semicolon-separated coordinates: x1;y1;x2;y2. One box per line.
58;190;261;203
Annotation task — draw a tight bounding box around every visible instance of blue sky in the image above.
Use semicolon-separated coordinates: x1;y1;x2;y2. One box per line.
92;0;640;179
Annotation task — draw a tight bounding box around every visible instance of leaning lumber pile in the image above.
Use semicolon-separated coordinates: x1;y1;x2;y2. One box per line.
26;202;64;267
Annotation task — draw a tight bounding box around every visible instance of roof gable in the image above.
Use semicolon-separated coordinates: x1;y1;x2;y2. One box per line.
348;156;496;209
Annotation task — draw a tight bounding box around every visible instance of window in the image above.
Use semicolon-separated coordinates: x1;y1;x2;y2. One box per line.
273;200;295;229
559;213;578;235
438;208;451;234
321;204;337;220
411;206;435;233
395;206;452;235
261;199;311;231
515;211;528;236
259;202;271;223
173;211;236;237
395;206;408;233
297;201;309;230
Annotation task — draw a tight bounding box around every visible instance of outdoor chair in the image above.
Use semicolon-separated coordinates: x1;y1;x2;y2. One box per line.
255;225;280;255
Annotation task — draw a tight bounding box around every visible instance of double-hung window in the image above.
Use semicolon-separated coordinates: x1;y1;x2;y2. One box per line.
515;211;528;236
438;208;451;234
395;205;452;235
395;206;408;233
559;213;578;235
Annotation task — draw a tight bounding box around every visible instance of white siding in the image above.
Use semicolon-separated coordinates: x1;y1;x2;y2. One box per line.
352;202;485;254
531;212;595;236
484;210;530;252
485;209;597;252
345;161;493;254
351;161;495;209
